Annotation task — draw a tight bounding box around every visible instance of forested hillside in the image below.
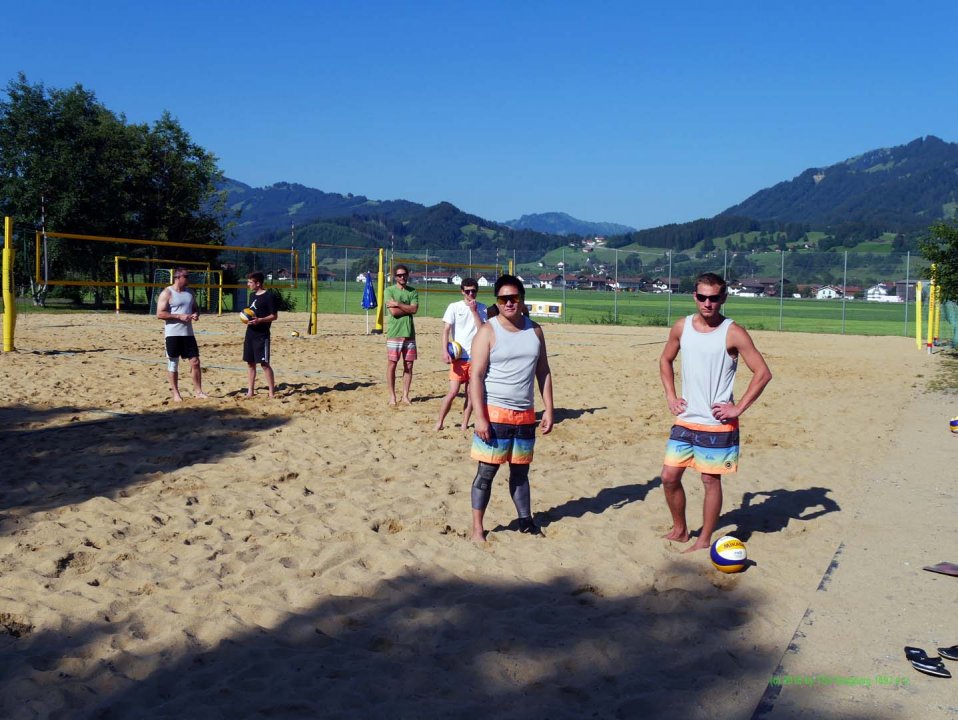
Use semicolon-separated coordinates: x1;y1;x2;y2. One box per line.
225;135;958;260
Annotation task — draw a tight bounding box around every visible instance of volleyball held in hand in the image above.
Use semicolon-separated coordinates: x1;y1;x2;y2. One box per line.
447;340;463;360
710;535;747;573
240;308;255;324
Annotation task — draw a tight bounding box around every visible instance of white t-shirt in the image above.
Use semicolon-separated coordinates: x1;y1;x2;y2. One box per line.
442;299;488;359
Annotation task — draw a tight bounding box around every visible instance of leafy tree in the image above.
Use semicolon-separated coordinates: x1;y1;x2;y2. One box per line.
920;221;958;302
0;74;226;306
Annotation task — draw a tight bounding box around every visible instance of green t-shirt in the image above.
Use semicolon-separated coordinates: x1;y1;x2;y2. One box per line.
384;285;419;338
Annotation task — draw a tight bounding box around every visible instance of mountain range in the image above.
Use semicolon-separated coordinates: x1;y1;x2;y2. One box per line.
221;135;958;255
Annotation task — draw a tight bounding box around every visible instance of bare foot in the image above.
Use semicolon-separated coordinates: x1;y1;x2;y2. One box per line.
471;529;488;543
195;391;210;399
246;391;256;398
388;397;397;406
401;396;412;405
681;540;711;554
268;392;276;399
662;527;689;542
172;394;184;403
434;421;444;431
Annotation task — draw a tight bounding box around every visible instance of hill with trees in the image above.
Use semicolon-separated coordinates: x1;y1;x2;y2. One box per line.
226;136;958;263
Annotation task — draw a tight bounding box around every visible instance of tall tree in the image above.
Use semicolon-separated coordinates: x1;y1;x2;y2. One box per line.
920;221;958;303
0;74;226;304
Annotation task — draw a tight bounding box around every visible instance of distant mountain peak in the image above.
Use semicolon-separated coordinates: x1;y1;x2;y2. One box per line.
502;211;635;237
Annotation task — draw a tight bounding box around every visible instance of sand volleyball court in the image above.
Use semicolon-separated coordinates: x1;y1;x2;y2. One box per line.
1;311;955;719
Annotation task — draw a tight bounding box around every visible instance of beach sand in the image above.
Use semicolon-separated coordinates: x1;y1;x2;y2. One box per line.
0;310;955;719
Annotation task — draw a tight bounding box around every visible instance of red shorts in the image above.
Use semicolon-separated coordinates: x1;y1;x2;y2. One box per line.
449;359;471;382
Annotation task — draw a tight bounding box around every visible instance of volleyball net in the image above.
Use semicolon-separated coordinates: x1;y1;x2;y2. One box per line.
32;231;299;313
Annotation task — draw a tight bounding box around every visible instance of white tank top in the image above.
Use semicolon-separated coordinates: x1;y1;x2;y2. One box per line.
163;287;196;338
484;316;539;411
678;315;737;426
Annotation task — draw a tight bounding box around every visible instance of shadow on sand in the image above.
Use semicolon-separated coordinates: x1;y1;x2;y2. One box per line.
0;404;289;518
0;566;891;720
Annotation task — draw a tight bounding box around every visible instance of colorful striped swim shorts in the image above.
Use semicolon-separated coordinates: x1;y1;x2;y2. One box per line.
663;420;740;474
471;405;537;465
386;337;417;362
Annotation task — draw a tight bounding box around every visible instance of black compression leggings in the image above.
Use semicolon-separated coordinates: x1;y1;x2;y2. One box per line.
471;462;531;518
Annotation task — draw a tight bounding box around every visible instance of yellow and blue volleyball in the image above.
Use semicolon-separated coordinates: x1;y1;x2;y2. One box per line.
710;535;747;573
447;340;463;360
240;308;255;324
950;416;958;434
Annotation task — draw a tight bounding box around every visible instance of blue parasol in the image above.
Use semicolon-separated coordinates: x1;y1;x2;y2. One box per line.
362;271;377;333
362;271;377;309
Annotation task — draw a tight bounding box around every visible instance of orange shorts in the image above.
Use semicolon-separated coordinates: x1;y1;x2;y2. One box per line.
449;359;471;382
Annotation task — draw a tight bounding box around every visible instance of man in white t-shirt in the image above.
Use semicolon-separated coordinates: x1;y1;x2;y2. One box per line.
435;278;488;431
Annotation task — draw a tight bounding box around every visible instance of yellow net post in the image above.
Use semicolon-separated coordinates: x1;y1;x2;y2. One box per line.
114;256;121;313
926;279;935;353
310;243;318;335
932;265;941;347
2;217;16;352
374;248;385;334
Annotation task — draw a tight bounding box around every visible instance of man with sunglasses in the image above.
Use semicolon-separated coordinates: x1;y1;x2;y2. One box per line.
156;267;209;401
659;272;772;552
435;278;488;431
468;275;554;541
384;264;419;405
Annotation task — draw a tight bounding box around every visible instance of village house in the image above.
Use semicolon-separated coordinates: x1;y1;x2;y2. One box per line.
814;285;843;300
865;283;901;302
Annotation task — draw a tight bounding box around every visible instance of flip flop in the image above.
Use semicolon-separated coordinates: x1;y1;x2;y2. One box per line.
938;646;958;662
923;562;958;577
905;646;952;678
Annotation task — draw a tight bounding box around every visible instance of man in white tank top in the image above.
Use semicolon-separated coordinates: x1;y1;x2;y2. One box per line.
156;267;208;402
658;272;772;552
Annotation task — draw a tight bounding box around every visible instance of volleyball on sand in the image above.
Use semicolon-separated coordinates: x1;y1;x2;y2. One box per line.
710;535;747;573
240;308;255;324
950;416;958;434
447;340;463;360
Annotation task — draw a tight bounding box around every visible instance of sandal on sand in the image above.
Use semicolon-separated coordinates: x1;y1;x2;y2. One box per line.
905;647;952;678
938;646;958;662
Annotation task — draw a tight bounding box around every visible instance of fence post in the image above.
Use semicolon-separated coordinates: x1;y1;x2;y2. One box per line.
613;248;619;323
778;249;785;331
667;251;673;326
903;251;910;337
841;251;848;335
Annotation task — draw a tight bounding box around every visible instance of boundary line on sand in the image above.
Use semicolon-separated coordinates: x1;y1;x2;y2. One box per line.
749;541;847;719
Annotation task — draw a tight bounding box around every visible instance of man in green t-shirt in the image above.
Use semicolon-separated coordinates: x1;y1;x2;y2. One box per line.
384;264;419;405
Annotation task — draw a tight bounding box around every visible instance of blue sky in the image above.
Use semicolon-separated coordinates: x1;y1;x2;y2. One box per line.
2;1;954;230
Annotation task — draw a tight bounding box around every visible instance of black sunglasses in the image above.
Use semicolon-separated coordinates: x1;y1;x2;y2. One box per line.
694;292;723;303
463;288;477;295
395;272;407;278
496;293;522;305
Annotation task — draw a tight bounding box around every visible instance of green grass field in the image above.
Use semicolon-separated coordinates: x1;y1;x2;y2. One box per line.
300;284;924;337
6;282;935;339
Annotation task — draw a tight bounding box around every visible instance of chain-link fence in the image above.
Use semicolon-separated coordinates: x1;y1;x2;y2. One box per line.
3;229;950;340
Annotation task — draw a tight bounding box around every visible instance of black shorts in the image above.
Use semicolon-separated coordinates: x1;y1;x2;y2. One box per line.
165;336;200;360
244;332;271;364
